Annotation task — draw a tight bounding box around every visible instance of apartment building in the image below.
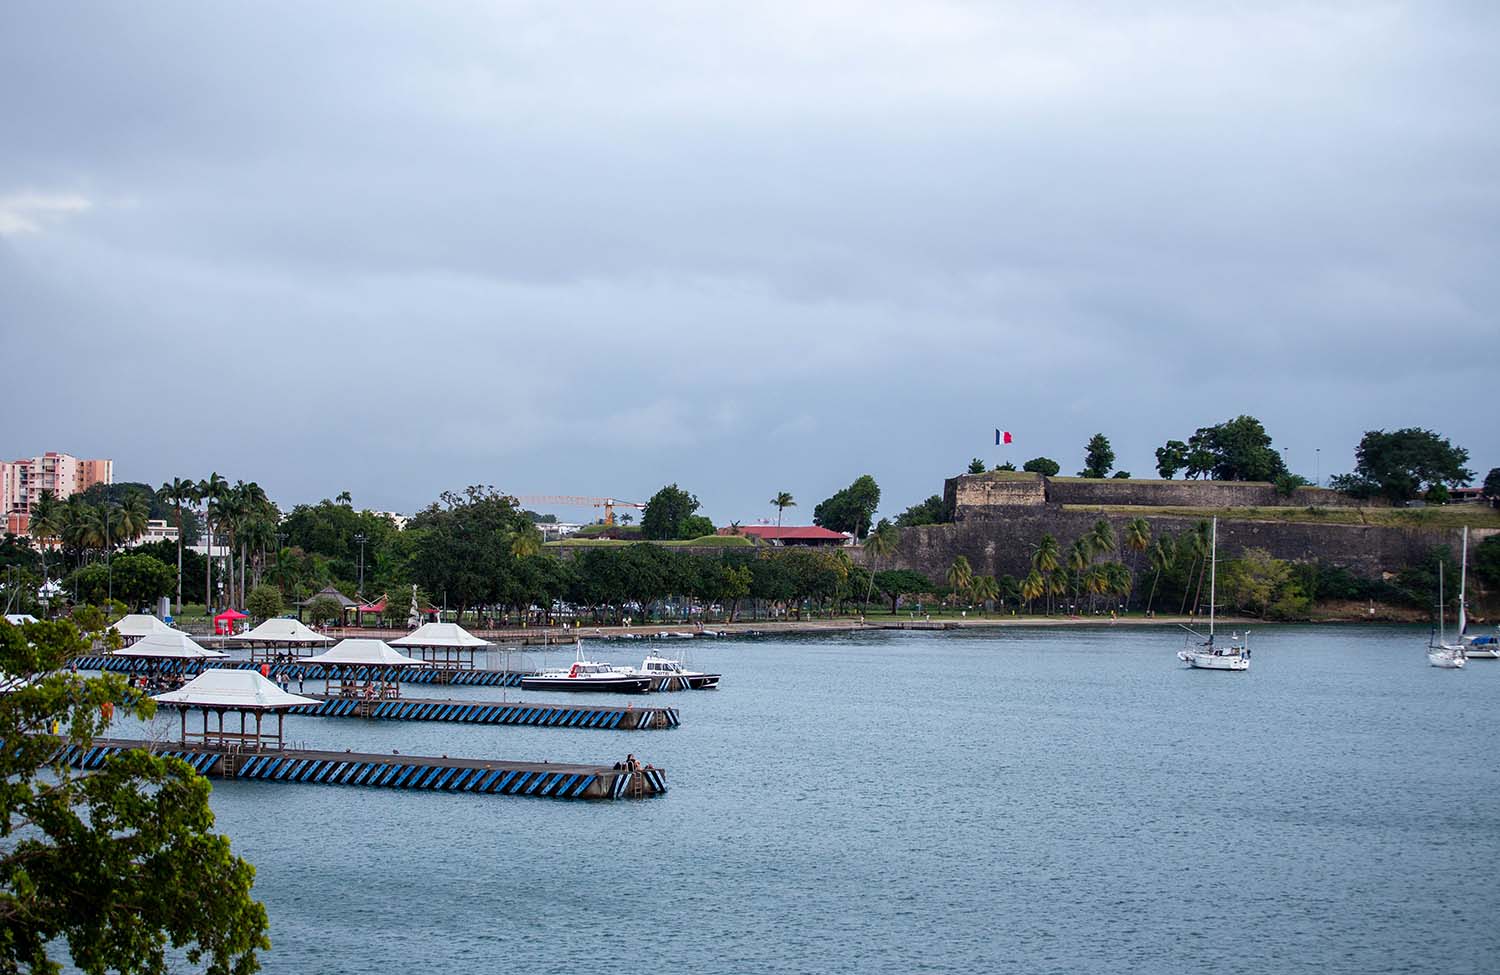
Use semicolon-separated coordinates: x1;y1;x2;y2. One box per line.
1;452;114;534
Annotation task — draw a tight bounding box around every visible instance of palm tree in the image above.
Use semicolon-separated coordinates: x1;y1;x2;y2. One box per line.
1020;569;1045;614
1031;533;1060;615
1122;518;1151;610
336;490;352;507
1145;538;1173;615
28;490;62;589
59;495;94;568
1067;538;1091;611
862;520;899;612
946;555;974;607
198;472;227;611
116;490;151;544
1089;519;1116;560
158;478;198;615
970;574;1000;613
771;492;796;528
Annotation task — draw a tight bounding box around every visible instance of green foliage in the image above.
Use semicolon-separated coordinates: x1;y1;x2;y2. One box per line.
966;458;987;475
1471;537;1500;588
0;618;269;974
1078;434;1114;479
1336;428;1474;503
1155;440;1189;479
992;462;1017;472
1217;548;1295;618
245;584;283;621
108;554;176;608
640;484;703;540
1424;483;1449;504
1159;416;1288;481
406;486;533;619
1022;456;1060;477
894;495;948;528
1483;468;1500;501
678;515;716;540
1275;473;1311;497
1111;471;1130;479
305;594;344;624
813;475;881;540
874;569;934;612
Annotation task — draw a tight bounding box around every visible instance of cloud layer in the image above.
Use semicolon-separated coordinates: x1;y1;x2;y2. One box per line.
2;1;1496;520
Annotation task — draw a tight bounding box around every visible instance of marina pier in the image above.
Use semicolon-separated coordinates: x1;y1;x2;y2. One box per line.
287;693;679;729
59;738;666;800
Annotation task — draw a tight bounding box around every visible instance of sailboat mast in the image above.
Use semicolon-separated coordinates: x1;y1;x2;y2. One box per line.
1209;517;1217;639
1458;526;1468;636
1438;562;1446;646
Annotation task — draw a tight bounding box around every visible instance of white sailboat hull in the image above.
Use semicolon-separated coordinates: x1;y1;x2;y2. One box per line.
1427;650;1466;669
1178;649;1249;671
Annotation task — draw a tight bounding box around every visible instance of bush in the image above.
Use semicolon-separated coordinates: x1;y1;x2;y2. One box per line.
305;595;344;625
246;584;283;621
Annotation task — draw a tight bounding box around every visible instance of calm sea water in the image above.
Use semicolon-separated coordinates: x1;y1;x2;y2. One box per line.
178;625;1499;974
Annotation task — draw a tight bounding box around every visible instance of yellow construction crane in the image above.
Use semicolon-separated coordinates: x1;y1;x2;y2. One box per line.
516;496;646;526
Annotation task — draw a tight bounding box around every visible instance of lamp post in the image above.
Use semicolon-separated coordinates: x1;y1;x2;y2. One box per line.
354;533;367;600
1316;448;1321;487
105;503;113;607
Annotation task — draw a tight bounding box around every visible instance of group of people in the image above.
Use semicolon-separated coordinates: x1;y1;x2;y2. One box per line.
131;672;187;694
612;753;655;772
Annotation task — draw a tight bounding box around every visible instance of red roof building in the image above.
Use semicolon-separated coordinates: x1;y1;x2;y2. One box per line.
720;525;853;547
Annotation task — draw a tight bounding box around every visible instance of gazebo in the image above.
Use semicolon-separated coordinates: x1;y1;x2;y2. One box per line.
230;617;333;662
297;586;358;625
115;631;228;690
110;614;176;646
389;622;490;671
153;669;315;752
299;638;425;700
213;608;249;636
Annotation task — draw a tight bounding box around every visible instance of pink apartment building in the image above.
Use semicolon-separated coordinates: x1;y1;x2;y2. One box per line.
1;452;114;535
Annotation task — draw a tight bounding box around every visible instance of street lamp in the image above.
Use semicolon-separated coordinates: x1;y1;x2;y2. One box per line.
1315;448;1321;487
105;503;113;607
353;532;367;600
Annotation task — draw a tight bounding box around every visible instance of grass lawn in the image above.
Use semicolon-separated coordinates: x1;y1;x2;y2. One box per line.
1061;503;1500;529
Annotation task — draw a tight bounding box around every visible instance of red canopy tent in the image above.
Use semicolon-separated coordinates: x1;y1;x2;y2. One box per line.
213;608;249;635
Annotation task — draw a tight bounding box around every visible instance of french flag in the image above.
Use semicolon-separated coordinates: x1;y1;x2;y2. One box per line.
995;430;1012;445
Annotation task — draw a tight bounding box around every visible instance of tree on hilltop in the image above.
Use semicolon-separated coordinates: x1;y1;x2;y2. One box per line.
1330;428;1473;504
813;475;881;540
1022;457;1060;476
640;484;702;540
966;458;987;475
1078;434;1115;479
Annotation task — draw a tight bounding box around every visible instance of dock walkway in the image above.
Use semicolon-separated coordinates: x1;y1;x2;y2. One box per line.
287;694;678;729
59;737;666;800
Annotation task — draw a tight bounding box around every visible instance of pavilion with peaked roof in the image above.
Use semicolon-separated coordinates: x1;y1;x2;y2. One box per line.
114;631;227;662
389;622;490;670
300;638;426;699
230;617;333;661
110;614;177;645
296;586;358;625
153;669;316;751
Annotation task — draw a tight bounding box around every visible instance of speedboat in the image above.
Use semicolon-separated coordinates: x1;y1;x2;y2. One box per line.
629;654;721;690
520;660;651;693
1462;633;1499;660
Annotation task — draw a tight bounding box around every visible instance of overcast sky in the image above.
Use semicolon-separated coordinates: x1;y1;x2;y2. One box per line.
2;2;1496;524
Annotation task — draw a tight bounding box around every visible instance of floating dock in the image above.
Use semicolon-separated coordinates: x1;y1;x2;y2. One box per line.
76;655;532;687
58;738;666;800
285;694;679;729
76;655;713;692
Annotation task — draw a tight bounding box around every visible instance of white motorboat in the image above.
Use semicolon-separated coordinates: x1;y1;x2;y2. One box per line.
1427;558;1467;669
629;654;721;690
1176;518;1250;672
520;650;651;693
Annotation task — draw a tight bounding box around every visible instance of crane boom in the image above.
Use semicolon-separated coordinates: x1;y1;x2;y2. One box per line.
516;495;646;526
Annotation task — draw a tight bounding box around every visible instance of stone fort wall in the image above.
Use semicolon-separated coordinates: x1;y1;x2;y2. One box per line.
943;471;1370;516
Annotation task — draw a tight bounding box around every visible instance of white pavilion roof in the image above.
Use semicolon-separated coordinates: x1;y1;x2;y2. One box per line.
389;622;490;649
153;668;316;710
114;631;228;660
111;614;176;638
230;617;333;645
4;614;38;626
300;638;425;668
